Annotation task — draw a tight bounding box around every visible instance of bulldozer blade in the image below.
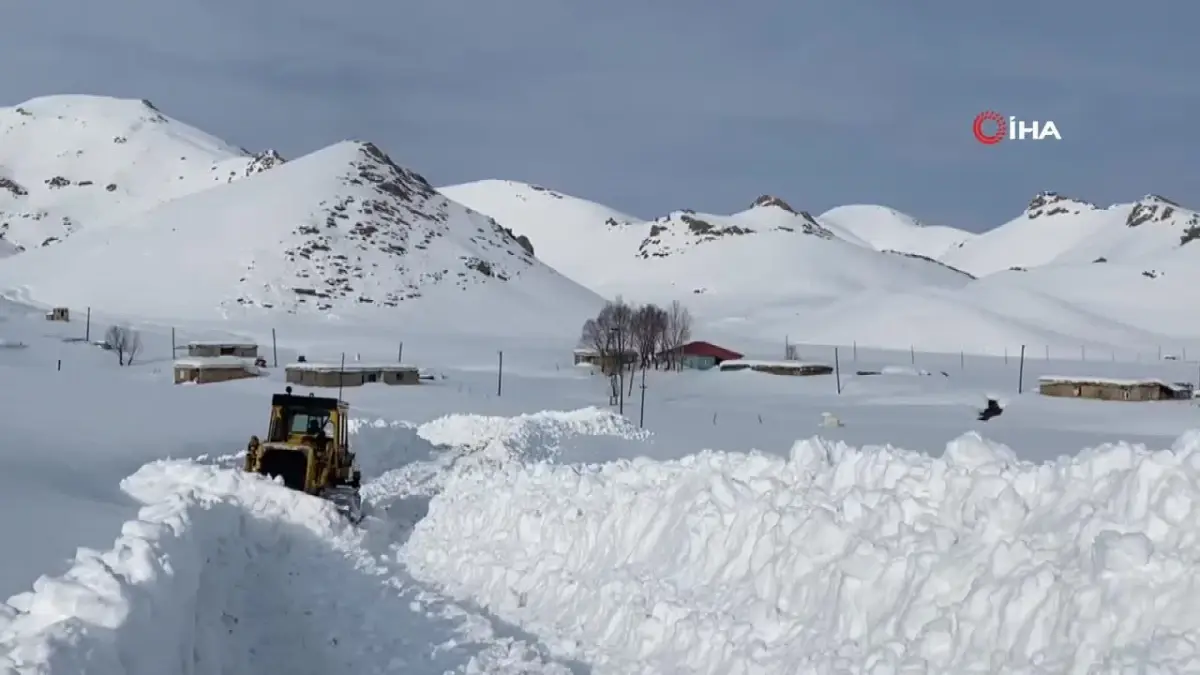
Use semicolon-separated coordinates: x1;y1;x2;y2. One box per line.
322;485;364;524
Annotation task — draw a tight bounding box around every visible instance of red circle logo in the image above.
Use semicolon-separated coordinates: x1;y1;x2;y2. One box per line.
973;111;1006;145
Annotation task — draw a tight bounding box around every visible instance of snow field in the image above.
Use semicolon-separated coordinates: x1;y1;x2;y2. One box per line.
403;410;1200;674
0;455;571;675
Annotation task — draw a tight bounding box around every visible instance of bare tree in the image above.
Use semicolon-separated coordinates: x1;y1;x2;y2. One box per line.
126;329;143;365
664;300;692;371
631;303;668;370
104;324;142;366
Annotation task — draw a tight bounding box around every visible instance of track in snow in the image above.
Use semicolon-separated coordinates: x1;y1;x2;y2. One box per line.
193;426;587;675
0;424;588;675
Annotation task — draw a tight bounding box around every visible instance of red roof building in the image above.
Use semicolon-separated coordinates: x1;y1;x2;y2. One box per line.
662;340;743;370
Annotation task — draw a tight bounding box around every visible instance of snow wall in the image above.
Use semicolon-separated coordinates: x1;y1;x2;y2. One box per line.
0;460;346;675
404;416;1200;674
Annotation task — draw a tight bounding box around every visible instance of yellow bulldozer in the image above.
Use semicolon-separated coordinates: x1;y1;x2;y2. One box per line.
244;387;364;522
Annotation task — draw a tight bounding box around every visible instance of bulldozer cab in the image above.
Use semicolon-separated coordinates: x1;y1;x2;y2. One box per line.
267;393;348;451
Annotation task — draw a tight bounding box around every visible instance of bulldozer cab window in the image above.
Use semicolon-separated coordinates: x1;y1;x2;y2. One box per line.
289;412;331;436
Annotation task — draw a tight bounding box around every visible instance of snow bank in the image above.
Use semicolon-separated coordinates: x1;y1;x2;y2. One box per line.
417;407;649;463
0;461;343;675
404;427;1200;674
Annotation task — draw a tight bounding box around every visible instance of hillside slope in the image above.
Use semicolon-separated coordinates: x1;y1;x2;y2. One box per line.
440;183;972;309
0;95;282;251
940;192;1200;277
0;141;603;333
819;204;975;259
438;179;648;289
618;198;975;321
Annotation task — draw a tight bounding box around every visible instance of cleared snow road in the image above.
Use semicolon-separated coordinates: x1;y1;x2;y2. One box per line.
0;425;583;675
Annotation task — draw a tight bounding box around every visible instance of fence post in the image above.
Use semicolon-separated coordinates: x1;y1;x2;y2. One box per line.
57;359;61;371
1018;345;1026;394
497;350;503;396
85;307;91;342
910;345;915;364
834;347;842;395
272;328;278;367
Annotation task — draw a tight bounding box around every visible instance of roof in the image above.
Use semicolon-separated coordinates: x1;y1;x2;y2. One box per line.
285;362;417;372
721;359;831;368
187;340;257;348
174;356;256;369
271;393;344;410
1038;375;1187;390
573;347;598;355
669;340;744;361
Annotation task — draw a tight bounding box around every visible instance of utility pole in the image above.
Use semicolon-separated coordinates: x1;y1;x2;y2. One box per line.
639;366;647;427
618;328;625;415
497;350;503;396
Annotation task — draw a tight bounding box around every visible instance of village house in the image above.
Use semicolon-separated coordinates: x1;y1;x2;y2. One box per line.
719;359;834;376
285;362;420;387
44;307;69;321
572;347;638;372
186;341;259;359
173;356;261;385
1038;375;1192;401
658;340;744;370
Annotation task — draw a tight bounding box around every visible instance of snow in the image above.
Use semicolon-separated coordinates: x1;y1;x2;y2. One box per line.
0;139;603;334
0;95;281;251
0;460;574;674
940;192;1200;277
10;93;1200;673
1038;374;1187;389
287;361;418;372
174;355;257;368
720;358;831;369
8;303;1200;672
403;414;1200;674
818;204;975;259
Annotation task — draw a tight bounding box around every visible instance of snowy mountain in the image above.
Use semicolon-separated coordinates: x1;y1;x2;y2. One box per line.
438;179;647;291
940;192;1200;276
818;204;975;259
0;138;603;331
0;95;283;251
439;183;972;307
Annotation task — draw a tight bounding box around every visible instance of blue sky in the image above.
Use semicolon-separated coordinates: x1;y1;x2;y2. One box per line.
3;0;1196;231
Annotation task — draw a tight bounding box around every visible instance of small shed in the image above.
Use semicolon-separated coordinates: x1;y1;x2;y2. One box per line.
186;341;258;358
661;340;744;370
1038;375;1191;401
173;356;260;385
285;362;420;387
573;347;638;373
45;307;69;321
719;359;834;376
573;348;599;366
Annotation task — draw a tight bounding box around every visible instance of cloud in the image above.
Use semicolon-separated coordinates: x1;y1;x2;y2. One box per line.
2;0;1198;229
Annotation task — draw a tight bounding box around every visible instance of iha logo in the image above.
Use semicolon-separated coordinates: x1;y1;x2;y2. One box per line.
973;111;1061;145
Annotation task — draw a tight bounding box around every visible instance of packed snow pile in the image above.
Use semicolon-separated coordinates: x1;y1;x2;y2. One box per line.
418;407;650;464
0;137;603;329
0;95;282;251
404;426;1200;674
0;458;571;675
0;460;346;674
